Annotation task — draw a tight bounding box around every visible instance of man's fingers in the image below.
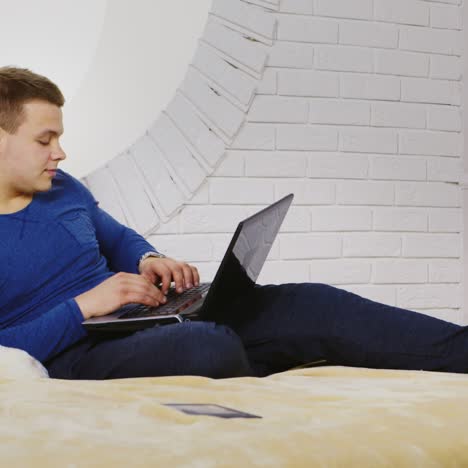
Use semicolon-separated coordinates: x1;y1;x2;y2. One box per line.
172;267;185;293
191;265;200;286
142;278;165;303
154;285;166;303
159;269;172;295
181;263;195;288
171;263;200;291
140;259;201;295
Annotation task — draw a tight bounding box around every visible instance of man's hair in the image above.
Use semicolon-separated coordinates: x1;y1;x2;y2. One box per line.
0;66;65;134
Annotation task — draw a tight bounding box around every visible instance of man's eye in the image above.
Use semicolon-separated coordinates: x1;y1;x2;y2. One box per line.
38;141;50;146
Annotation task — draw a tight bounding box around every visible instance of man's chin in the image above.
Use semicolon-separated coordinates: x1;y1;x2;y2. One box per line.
36;177;54;191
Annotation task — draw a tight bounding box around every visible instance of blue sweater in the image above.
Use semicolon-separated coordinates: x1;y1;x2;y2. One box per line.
0;169;160;363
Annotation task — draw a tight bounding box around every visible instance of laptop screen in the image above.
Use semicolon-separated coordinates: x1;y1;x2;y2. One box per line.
201;194;294;324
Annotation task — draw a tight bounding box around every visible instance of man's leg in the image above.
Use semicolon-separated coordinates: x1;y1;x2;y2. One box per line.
225;283;468;377
44;321;254;380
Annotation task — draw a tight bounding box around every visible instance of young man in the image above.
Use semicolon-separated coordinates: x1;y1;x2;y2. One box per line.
0;66;466;380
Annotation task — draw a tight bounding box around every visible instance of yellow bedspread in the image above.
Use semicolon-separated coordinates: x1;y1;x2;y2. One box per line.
2;366;468;467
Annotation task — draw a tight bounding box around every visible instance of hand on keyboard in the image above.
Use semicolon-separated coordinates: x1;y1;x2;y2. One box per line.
138;256;200;295
119;283;211;319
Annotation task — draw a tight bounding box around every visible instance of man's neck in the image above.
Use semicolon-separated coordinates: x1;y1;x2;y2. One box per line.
0;195;33;214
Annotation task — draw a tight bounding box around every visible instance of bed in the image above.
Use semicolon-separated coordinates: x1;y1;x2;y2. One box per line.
2;346;468;467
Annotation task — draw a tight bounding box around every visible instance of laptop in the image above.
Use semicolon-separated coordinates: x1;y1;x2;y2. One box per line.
82;193;294;333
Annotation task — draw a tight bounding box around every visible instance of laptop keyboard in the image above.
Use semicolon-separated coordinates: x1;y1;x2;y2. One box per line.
118;283;211;319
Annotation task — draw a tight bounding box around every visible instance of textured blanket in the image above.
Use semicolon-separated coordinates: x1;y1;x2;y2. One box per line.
2;366;468;467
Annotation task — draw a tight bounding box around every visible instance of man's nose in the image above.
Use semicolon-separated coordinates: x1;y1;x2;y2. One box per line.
52;147;66;161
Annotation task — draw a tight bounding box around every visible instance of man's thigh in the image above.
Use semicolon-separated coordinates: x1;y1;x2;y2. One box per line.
224;283;333;376
46;321;253;380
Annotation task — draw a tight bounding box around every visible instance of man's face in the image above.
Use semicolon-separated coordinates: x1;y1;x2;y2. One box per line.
0;99;66;200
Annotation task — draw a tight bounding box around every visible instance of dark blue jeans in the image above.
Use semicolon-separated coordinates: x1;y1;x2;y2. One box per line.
44;283;468;380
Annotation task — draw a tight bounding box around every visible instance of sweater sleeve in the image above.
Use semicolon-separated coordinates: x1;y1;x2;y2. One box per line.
0;298;87;364
69;174;163;274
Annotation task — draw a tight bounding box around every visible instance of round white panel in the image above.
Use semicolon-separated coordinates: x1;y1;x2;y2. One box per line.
1;0;212;178
0;0;107;101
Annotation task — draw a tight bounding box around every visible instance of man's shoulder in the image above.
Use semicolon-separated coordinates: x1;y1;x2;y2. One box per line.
54;169;97;208
44;169;86;205
55;168;77;184
54;169;87;194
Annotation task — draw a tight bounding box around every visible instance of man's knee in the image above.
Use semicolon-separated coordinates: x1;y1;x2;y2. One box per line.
162;321;253;378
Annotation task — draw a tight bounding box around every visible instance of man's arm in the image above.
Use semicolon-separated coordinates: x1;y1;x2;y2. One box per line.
89;204;160;274
69;174;162;274
67;172;199;291
0;298;87;364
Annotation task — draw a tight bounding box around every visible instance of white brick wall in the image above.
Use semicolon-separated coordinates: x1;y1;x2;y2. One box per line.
140;0;464;324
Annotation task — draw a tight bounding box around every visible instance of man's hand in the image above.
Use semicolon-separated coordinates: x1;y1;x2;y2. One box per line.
138;256;200;295
74;272;167;320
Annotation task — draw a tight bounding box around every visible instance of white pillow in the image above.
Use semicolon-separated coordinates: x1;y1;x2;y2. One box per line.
0;345;49;379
